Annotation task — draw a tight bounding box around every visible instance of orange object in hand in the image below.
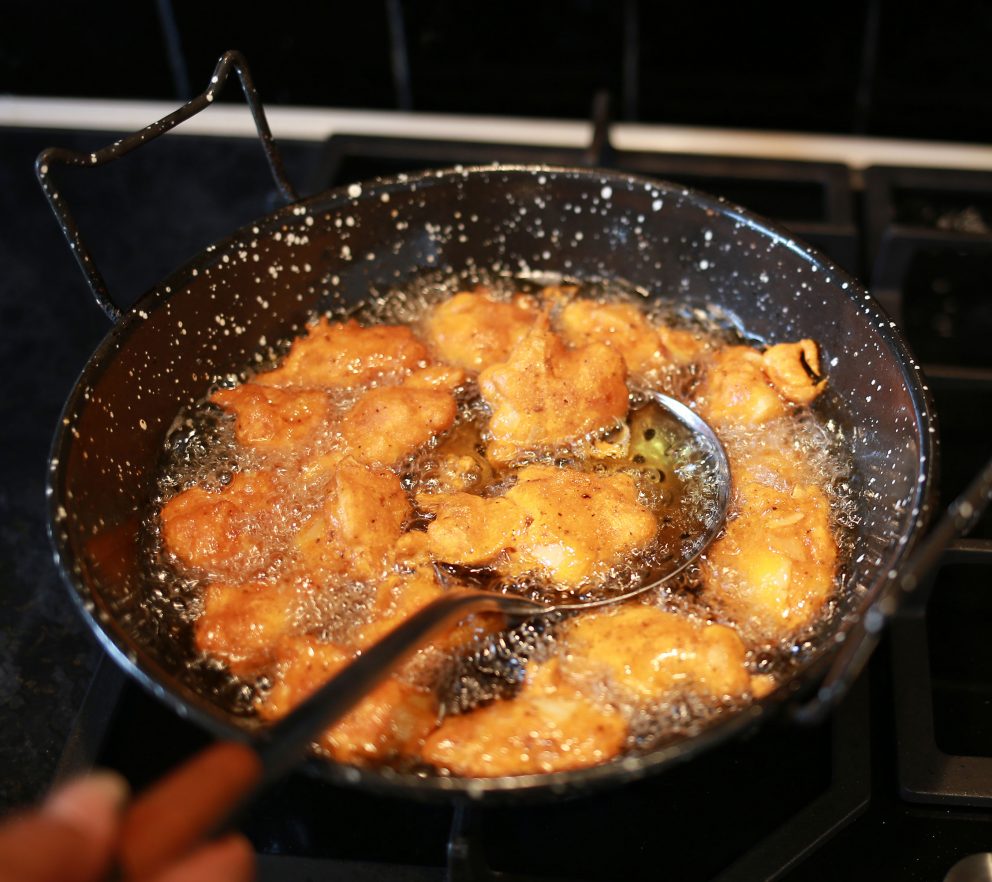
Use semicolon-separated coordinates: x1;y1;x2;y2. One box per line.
117;742;261;881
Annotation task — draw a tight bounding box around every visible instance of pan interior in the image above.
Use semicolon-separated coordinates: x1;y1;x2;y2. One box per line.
49;166;934;798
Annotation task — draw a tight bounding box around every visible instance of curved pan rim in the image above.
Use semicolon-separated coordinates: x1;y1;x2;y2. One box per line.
48;163;939;802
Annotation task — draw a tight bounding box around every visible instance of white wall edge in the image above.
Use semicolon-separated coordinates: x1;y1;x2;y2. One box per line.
4;96;992;172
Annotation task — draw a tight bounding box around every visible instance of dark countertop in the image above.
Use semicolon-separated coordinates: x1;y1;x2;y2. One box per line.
0;126;321;810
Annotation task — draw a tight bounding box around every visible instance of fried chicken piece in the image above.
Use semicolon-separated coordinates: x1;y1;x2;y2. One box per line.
422;660;626;776
195;579;301;676
160;471;280;579
502;466;657;585
702;475;837;641
558;299;666;375
761;340;825;406
256;639;439;764
295;458;410;581
552;290;708;371
256;318;429;389
658;325;710;365
340;366;465;466
562;604;750;701
696;340;826;426
425;289;539;372
479;318;629;462
211;383;330;452
419;420;495;494
695;346;785;425
418;493;528;565
419;464;657;587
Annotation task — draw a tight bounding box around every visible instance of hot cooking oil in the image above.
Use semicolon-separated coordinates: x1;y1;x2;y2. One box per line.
143;271;856;767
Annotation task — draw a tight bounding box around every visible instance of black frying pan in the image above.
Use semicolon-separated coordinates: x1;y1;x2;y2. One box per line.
38;51;937;803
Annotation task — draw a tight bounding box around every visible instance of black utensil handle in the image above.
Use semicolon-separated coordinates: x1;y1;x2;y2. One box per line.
256;590;538;784
101;594;525;879
791;451;992;726
34;49;298;323
195;590;534;843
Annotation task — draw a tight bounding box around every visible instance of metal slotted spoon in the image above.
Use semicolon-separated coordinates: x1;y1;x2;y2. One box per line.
106;390;731;879
261;390;732;766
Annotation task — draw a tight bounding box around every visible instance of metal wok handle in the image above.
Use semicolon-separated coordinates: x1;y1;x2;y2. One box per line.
790;452;992;726
35;49;298;323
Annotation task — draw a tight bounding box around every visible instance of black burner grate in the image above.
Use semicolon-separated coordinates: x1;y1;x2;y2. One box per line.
865;166;992;370
861;165;992;810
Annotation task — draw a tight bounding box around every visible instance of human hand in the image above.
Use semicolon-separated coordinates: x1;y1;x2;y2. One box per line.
0;771;254;882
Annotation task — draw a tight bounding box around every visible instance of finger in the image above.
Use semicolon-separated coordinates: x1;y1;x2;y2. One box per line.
148;834;255;882
45;771;129;849
0;771;129;882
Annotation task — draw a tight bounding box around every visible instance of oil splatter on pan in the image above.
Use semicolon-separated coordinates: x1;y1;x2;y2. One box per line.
48;166;936;801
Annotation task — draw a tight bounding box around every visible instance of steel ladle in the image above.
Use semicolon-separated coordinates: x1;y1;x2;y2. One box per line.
108;390;731;879
262;390;730;758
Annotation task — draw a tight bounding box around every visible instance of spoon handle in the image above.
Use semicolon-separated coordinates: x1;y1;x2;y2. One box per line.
258;590;539;781
116;741;261;880
109;590;537;878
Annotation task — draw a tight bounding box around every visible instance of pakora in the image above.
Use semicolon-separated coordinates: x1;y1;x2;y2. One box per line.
156;281;843;778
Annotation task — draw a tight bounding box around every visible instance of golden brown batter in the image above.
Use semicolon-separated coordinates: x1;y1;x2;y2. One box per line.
158;283;840;776
256;317;429;389
479;316;629;463
424;288;539;371
419;465;657;587
561;604;751;701
161;471;281;579
421;661;627;776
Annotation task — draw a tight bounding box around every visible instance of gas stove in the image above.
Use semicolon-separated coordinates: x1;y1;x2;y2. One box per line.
2;105;991;881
